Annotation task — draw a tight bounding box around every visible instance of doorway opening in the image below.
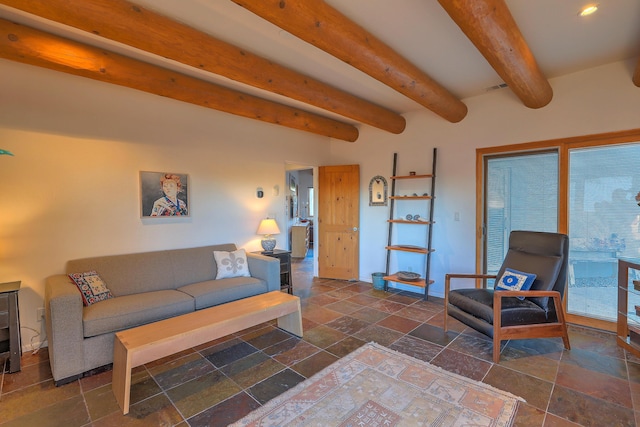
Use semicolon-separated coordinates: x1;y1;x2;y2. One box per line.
285;165;316;276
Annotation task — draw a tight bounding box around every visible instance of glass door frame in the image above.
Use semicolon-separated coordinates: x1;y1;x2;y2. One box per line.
476;128;640;332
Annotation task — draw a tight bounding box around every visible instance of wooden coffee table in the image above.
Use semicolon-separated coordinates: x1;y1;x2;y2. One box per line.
112;291;303;414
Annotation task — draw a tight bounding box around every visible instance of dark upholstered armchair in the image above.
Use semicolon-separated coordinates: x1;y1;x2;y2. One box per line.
444;231;571;363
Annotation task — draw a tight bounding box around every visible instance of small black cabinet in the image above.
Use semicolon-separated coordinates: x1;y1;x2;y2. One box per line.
0;281;21;373
254;250;293;294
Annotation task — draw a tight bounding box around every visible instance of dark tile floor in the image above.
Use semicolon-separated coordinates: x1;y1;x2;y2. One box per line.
2;252;639;426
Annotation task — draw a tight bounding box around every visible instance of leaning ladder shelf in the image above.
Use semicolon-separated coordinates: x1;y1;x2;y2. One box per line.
384;149;437;300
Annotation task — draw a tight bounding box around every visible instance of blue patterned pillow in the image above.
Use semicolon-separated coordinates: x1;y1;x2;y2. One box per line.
214;249;251;279
68;270;114;306
495;268;536;300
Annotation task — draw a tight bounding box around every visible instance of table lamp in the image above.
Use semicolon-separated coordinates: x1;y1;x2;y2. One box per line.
257;218;280;252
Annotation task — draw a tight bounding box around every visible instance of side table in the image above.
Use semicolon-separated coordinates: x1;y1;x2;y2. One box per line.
254;250;292;294
0;281;21;373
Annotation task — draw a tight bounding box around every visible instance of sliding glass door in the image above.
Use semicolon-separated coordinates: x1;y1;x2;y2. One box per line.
568;144;640;321
485;151;558;276
481;133;640;329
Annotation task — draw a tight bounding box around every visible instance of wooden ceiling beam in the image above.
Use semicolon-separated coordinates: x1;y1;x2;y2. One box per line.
231;0;468;123
0;0;405;135
0;19;359;142
633;57;640;87
438;0;553;109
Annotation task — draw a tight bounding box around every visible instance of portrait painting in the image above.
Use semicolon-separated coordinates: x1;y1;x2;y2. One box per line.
140;171;189;218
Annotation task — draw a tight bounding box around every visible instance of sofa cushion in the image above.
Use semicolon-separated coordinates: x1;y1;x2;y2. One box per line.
178;277;268;310
68;252;176;297
169;244;238;287
82;290;194;338
68;271;114;306
214;249;251;279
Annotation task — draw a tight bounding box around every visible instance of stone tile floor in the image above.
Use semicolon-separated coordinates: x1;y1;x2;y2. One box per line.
1;253;640;426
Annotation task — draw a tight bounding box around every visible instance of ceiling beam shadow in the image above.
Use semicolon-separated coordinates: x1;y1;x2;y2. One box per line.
0;0;404;135
232;0;468;123
0;19;359;141
438;0;553;109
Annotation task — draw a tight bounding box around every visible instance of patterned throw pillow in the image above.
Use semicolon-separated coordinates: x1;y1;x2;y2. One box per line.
495;268;536;300
68;270;114;306
214;249;251;279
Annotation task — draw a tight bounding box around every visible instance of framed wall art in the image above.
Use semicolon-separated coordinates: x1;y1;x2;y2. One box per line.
140;171;189;217
369;175;388;206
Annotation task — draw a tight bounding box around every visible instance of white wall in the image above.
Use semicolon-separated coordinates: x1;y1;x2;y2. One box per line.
0;60;333;350
329;58;640;296
2;57;639;351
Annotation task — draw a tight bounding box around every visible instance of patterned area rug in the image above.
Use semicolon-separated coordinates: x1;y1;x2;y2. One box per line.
231;342;523;426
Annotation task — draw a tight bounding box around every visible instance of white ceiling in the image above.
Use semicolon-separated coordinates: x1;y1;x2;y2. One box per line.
1;0;639;121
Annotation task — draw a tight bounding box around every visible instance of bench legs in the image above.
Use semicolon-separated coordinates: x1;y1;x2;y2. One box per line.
112;298;303;415
112;336;133;414
277;307;303;337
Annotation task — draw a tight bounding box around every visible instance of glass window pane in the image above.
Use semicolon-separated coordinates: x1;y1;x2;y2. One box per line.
568;144;640;321
486;152;558;276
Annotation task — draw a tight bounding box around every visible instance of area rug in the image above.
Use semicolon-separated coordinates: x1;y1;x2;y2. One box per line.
231;342;523;426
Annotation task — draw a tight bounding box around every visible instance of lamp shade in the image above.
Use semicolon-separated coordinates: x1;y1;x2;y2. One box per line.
257;218;281;236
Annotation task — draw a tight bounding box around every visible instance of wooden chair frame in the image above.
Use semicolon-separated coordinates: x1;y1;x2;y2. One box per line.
444;273;571;363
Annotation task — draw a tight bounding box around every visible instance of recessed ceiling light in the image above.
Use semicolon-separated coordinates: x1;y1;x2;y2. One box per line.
579;4;599;17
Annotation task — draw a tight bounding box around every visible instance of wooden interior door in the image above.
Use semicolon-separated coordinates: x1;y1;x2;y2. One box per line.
318;165;360;280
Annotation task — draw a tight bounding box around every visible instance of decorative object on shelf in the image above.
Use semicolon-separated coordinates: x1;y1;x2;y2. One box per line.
636;191;640;206
369;175;388;206
409;171;416;176
413;214;421;221
257;218;280;252
396;271;421;281
140;171;189;217
406;214;413;220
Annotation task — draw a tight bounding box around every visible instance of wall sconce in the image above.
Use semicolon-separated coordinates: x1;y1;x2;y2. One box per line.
256;187;264;198
256;218;281;253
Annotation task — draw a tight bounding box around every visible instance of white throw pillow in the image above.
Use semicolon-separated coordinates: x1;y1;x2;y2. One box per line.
214;249;251;279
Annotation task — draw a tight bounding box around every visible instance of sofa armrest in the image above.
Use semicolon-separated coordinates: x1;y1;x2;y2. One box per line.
45;274;86;383
247;253;280;292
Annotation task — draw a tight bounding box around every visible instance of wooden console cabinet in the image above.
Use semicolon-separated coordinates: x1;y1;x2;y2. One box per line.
291;223;310;258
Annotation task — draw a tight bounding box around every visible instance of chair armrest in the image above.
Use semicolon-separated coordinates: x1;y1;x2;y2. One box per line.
445;273;497;294
445;273;497;280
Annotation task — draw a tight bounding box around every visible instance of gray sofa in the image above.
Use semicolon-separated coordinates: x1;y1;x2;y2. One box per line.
44;243;279;384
